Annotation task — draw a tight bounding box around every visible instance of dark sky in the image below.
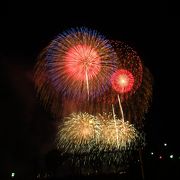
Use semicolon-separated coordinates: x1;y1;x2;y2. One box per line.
1;1;179;178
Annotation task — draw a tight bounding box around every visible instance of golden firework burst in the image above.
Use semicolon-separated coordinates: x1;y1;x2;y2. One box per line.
56;112;101;153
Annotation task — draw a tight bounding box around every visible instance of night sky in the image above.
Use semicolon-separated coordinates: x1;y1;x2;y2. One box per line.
1;2;179;179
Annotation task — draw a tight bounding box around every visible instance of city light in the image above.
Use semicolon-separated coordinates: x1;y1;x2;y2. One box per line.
170;154;174;159
150;152;154;155
11;172;15;178
164;143;167;147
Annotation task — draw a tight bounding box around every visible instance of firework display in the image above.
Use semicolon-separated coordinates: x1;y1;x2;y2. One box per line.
34;27;153;175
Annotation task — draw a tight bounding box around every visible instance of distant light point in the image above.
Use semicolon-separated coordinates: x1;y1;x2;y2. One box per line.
151;152;154;155
11;172;15;178
170;154;174;159
164;143;167;146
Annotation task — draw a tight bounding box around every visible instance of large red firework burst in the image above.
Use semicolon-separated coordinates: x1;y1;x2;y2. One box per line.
39;27;118;101
34;27;118;118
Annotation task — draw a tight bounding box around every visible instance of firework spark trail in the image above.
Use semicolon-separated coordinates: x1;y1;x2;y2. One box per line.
85;67;90;101
112;104;119;148
117;94;124;122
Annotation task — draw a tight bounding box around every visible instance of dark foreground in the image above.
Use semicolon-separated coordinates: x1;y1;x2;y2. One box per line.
4;159;180;180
